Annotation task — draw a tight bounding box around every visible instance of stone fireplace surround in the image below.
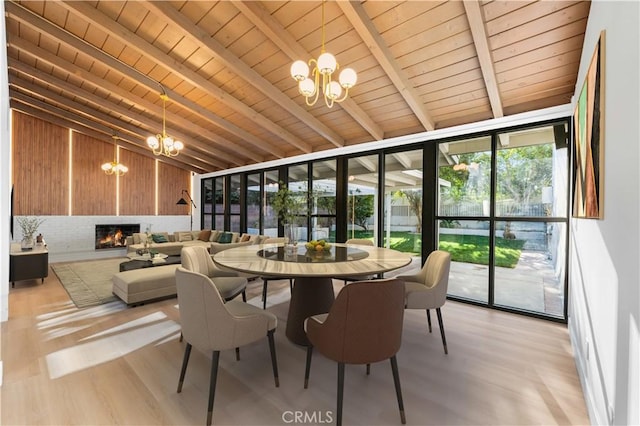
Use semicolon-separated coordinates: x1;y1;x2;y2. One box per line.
13;216;192;263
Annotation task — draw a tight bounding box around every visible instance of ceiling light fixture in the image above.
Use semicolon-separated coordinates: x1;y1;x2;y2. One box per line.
147;90;184;157
101;134;128;176
290;0;357;108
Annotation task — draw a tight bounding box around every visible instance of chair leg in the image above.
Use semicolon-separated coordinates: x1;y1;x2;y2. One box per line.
177;343;192;393
242;290;246;302
426;309;432;333
206;351;221;426
337;362;345;426
262;279;268;310
235;347;240;361
366;363;371;375
289;279;293;293
436;307;448;354
179;332;183;342
390;356;406;424
267;330;279;387
304;345;313;388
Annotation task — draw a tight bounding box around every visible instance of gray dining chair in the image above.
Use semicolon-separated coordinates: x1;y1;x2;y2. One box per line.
396;250;451;354
181;245;247;302
175;267;279;425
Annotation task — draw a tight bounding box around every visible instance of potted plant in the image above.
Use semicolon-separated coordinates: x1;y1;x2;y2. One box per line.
271;182;306;245
16;216;45;251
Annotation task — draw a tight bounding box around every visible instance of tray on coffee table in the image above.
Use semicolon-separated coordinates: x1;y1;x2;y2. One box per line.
119;254;182;272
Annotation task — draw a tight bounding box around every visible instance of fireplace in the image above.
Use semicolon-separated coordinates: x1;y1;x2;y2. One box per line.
95;224;140;250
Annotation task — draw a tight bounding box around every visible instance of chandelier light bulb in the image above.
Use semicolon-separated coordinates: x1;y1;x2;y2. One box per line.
147;136;159;149
299;78;316;97
174;141;184;151
339;68;357;88
317;52;337;74
101;162;112;171
325;81;342;100
290;60;309;81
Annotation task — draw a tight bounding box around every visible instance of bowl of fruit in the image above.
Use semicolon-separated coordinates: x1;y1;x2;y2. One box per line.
305;239;331;252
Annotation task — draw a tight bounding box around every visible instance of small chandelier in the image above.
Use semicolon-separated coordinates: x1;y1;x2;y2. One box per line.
290;0;357;108
147;91;184;157
101;135;128;176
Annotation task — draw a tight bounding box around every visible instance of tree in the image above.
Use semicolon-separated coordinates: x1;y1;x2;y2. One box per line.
348;189;374;231
393;189;422;233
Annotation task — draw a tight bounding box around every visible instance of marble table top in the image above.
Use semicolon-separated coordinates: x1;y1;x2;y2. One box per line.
213;243;412;278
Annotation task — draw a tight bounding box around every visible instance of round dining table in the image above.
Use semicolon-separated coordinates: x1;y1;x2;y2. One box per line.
213;242;412;345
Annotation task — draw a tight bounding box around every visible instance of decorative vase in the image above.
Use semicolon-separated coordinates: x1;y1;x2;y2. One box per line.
21;235;35;251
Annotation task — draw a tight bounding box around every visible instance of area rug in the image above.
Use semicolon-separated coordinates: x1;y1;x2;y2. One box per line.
52;258;125;308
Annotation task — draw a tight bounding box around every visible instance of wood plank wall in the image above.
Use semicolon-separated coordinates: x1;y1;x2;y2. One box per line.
158;162;191;215
72;133;116;215
12;111;69;215
12;112;191;216
118;149;156;216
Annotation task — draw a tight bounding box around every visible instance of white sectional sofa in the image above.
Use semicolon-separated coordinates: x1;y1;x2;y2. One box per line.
126;230;267;256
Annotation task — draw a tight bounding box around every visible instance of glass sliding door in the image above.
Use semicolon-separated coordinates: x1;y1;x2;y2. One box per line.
347;154;378;244
246;173;261;235
383;149;423;257
437;136;492;303
202;179;213;229
311;159;336;242
263;170;279;237
229;174;241;232
214;178;224;230
288;164;308;241
493;125;568;317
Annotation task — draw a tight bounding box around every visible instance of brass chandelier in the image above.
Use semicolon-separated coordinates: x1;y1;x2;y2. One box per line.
290;0;357;108
101;135;128;176
147;91;184;157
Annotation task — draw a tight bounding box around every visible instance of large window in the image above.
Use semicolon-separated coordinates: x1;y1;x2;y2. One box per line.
199;119;570;321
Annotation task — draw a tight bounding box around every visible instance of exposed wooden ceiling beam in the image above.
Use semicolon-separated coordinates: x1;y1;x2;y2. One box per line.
232;0;383;142
338;0;435;132
5;1;264;165
9;95;210;174
144;1;333;152
463;0;504;118
59;0;301;158
8;60;233;168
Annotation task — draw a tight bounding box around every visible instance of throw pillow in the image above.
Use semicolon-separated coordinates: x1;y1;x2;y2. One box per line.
151;233;168;243
178;232;193;242
218;232;233;244
209;230;220;242
198;229;212;242
240;234;251;242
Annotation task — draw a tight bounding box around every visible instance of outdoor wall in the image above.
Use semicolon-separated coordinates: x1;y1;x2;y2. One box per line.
568;2;640;425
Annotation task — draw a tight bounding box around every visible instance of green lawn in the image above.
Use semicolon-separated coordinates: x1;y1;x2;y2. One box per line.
340;230;524;268
438;234;524;268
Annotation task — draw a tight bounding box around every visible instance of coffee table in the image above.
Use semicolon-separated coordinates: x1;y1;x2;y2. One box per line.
119;254;181;272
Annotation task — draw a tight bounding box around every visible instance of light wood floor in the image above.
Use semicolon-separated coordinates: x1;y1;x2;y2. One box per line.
2;266;589;425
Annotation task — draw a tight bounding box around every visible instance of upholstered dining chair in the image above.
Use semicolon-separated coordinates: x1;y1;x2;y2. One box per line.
395;250;451;354
341;238;375;285
304;278;407;426
181;246;247;302
175;267;279;426
260;237;293;309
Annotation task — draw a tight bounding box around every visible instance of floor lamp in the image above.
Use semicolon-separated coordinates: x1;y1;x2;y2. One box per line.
176;190;197;231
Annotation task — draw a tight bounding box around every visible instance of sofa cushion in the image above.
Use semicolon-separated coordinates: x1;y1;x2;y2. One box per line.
198;229;212;241
152;233;169;243
132;232;148;245
210;230;221;242
240;234;251;242
218;232;233;244
177;232;193;242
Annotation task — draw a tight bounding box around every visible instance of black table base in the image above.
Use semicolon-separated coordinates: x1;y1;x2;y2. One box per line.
285;277;335;346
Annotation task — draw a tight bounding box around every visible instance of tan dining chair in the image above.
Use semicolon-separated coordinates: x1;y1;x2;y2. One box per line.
175;267;279;425
304;278;407;426
341;238;376;285
260;237;293;309
181;245;247;302
395;250;451;354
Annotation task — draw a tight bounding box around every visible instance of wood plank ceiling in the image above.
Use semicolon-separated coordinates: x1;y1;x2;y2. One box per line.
4;0;591;174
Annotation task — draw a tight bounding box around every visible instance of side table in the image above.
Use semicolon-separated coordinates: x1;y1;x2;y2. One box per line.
10;243;49;288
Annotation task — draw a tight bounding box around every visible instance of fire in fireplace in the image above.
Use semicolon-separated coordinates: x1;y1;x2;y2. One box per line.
95;224;140;250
